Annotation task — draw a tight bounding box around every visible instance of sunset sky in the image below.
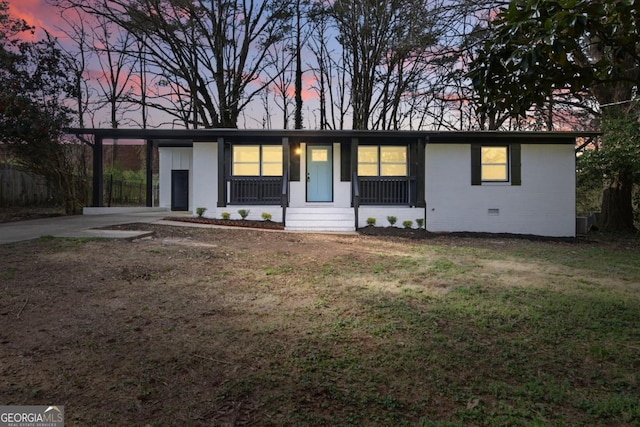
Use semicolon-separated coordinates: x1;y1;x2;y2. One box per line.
8;0;328;129
9;0;63;38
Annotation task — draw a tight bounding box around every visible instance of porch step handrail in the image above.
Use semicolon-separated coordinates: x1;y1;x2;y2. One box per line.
352;171;360;230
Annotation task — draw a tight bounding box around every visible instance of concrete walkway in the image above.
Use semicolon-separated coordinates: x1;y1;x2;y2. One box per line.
0;210;189;244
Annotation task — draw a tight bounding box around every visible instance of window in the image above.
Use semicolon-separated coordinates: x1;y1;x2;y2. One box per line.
471;144;521;186
481;146;508;181
261;146;282;176
358;146;407;176
233;145;283;176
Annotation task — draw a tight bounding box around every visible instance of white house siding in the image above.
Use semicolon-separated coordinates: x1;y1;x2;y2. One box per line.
425;143;576;237
289;143;306;207
158;147;193;211
333;142;352;208
192;142;218;216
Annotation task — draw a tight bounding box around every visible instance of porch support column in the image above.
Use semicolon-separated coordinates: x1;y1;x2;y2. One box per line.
92;136;104;207
281;137;289;207
350;138;358;180
350;137;358;208
145;139;154;207
217;137;226;207
416;137;426;208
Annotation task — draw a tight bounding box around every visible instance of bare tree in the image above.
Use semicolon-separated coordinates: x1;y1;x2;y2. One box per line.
91;15;138;129
293;0;307;129
60;0;295;128
263;30;295;129
56;7;97;129
307;0;350;129
328;0;443;130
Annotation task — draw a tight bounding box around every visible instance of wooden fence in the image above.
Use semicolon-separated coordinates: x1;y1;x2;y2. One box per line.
1;164;158;207
0;164;57;207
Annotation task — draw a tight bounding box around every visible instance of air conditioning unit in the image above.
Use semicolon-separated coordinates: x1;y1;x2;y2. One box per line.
576;216;589;235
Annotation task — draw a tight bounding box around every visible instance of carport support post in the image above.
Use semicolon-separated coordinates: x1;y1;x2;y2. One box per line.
217;137;226;207
92;136;104;207
282;136;289;207
146;139;154;207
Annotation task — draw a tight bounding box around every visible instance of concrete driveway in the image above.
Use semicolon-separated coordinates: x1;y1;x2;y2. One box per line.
0;209;186;244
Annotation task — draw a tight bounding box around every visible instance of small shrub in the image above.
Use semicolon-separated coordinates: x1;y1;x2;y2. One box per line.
262;212;272;221
366;217;376;226
221;211;231;220
238;209;250;220
416;218;424;229
387;216;397;226
403;220;413;229
196;207;207;218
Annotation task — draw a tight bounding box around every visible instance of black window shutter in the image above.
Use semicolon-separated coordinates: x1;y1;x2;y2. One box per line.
289;143;300;181
409;142;418;177
471;144;481;185
511;144;521;186
341;142;351;181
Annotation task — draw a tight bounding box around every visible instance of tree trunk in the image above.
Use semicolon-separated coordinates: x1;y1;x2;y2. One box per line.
294;0;303;129
600;174;636;232
596;102;638;232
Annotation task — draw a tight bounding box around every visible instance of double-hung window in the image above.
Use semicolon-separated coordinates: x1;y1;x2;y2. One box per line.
357;145;410;205
358;146;407;177
233;145;283;176
230;145;283;205
471;144;521;186
481;146;508;182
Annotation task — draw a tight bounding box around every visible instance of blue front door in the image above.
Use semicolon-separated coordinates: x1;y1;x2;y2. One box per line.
307;145;333;202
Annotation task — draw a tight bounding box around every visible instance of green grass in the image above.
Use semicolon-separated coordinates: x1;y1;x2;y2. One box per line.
257;240;640;425
286;284;637;424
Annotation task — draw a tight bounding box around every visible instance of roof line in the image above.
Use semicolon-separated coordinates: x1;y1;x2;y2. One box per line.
65;127;601;140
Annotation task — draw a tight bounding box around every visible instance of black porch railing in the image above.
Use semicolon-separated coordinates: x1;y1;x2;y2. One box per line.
358;176;417;205
229;176;282;205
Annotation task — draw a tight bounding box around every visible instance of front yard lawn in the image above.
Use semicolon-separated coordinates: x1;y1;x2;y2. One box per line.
1;226;638;425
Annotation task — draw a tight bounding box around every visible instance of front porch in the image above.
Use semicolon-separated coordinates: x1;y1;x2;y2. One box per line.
221;170;420;232
211;135;424;230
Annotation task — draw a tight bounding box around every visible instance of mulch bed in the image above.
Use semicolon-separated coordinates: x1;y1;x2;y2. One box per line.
163;217;583;242
164;216;285;230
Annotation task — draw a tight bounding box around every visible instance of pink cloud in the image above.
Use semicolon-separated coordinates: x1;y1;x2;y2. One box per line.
267;73;319;102
8;0;68;40
301;74;318;101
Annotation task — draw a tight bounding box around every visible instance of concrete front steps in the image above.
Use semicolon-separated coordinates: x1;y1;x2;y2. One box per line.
285;207;355;232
